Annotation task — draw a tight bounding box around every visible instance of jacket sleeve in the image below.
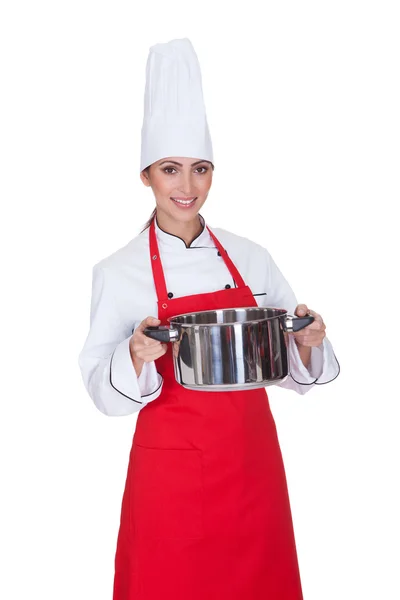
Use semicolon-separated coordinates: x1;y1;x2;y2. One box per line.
78;265;163;416
262;250;340;395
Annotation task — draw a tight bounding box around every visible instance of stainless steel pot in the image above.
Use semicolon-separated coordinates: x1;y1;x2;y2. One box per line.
144;307;314;391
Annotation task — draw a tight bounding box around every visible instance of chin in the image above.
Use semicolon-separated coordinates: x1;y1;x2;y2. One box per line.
170;200;205;218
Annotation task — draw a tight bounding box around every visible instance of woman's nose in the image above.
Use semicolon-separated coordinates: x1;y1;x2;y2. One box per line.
177;173;193;195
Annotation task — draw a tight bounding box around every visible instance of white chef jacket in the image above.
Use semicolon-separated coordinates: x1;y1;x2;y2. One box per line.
78;216;339;416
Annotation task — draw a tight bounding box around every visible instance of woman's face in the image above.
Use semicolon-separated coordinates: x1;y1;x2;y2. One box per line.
140;157;213;224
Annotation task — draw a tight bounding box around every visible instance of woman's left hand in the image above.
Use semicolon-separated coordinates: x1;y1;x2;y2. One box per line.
293;304;326;348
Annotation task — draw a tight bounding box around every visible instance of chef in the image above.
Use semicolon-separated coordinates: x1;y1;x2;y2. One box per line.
78;38;339;600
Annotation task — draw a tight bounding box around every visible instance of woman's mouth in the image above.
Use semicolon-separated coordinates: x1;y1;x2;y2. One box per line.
170;197;197;208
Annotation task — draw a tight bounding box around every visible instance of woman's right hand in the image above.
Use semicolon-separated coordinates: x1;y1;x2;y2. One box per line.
129;316;168;377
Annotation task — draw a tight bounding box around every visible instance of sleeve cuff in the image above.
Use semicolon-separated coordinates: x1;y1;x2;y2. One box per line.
110;337;163;405
137;360;164;400
288;335;340;385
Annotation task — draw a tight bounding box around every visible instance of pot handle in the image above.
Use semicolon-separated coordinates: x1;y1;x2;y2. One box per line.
143;326;180;343
283;314;315;333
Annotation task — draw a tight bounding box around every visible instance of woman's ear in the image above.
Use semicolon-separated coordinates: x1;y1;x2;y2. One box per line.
140;169;151;187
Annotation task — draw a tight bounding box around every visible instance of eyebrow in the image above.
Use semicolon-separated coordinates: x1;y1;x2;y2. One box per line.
158;160;209;167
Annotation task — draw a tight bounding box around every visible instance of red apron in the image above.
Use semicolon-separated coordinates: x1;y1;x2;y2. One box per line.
113;221;303;600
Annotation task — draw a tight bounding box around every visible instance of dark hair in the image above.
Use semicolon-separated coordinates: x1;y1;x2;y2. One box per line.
140;166;156;232
140;208;157;233
140;161;215;233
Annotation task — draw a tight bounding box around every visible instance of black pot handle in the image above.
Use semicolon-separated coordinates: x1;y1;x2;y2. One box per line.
283;314;315;333
144;326;179;343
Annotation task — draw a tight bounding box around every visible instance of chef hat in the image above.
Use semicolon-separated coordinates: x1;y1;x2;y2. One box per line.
140;38;214;173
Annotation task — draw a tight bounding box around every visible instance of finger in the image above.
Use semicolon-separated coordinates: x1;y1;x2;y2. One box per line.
295;304;309;317
295;337;325;347
135;331;163;347
295;329;326;341
295;306;325;328
293;321;326;333
134;342;164;356
136;316;161;332
294;326;326;338
307;309;324;324
294;331;326;344
141;345;168;362
135;340;168;354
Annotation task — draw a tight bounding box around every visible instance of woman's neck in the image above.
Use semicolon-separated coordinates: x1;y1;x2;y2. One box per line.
155;211;204;247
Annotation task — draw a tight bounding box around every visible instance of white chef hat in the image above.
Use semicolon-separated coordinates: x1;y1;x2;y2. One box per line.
140;38;214;173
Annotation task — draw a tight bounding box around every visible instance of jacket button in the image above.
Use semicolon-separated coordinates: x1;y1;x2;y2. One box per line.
217;251;221;256
225;284;231;289
168;292;174;299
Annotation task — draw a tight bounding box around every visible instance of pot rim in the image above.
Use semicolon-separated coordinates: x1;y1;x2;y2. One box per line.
168;306;289;327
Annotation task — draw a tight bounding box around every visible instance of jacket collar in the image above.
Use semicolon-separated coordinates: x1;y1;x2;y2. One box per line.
154;214;213;250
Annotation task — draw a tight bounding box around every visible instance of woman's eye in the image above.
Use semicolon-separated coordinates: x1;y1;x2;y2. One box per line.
163;166;208;174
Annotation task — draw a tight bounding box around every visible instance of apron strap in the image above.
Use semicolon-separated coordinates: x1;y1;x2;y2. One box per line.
149;219;169;302
206;226;246;288
149;219;247;304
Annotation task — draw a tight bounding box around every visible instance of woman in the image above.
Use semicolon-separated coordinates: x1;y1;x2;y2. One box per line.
78;39;339;600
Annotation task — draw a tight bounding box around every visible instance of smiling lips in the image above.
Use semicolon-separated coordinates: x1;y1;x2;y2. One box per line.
170;197;197;207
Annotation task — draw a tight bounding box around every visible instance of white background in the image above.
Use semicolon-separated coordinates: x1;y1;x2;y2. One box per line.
1;1;399;598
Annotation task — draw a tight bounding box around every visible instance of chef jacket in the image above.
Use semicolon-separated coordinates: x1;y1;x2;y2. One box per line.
78;216;339;416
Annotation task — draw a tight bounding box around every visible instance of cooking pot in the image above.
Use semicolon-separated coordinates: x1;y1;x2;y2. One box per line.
144;307;314;391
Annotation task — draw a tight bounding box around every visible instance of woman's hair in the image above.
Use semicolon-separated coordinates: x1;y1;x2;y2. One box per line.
141;208;157;233
140;167;156;232
140;161;215;232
